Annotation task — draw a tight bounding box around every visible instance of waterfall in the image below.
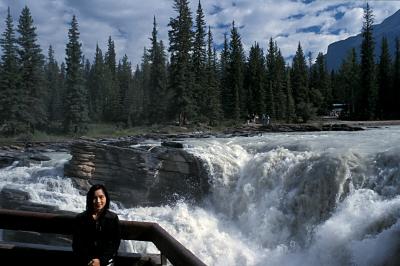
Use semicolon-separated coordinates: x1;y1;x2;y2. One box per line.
1;127;400;265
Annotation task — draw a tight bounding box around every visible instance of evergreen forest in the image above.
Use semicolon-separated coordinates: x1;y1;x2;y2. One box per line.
1;2;399;136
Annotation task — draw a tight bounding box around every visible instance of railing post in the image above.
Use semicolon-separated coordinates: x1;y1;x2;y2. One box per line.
160;253;167;265
0;209;207;266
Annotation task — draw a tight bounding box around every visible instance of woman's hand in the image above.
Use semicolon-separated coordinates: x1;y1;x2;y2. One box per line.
88;258;100;266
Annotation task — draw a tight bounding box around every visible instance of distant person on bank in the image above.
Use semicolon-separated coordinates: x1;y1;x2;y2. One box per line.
73;184;121;266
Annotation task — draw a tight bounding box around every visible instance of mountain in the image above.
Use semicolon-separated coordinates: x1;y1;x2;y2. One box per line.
326;9;400;71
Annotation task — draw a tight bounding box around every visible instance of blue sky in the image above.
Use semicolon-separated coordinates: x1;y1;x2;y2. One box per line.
1;0;400;65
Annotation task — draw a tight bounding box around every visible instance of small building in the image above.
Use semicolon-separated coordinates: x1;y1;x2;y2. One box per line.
330;103;348;117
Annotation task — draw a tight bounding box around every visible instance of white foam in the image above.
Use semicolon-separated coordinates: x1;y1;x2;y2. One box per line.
2;127;400;265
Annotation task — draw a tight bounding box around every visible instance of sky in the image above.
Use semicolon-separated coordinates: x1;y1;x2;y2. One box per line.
1;0;400;66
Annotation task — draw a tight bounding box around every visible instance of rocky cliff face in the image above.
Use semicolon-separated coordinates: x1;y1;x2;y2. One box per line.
64;141;209;207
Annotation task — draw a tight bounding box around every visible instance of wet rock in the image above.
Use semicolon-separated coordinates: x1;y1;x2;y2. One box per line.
0;187;30;202
29;153;51;162
0;152;30;168
161;141;184;149
0;154;16;168
0;186;76;246
64;141;209;207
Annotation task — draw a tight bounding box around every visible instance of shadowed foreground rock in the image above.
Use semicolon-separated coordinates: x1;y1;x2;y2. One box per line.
64;140;209;207
0;187;75;246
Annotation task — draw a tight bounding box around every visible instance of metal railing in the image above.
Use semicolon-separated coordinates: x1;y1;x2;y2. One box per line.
0;208;206;266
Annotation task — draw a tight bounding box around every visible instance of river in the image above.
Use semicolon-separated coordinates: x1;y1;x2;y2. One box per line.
1;126;400;265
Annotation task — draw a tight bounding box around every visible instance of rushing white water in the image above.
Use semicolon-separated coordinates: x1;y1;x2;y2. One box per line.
1;127;400;265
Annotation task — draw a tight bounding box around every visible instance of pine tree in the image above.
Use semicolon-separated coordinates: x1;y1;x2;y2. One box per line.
227;21;245;121
59;62;66;119
87;44;106;121
377;36;391;119
105;36;116;78
63;15;89;134
359;3;377;120
291;42;313;122
83;58;91;83
0;7;20;134
45;45;63;122
131;64;145;125
265;82;274;120
284;68;295;123
104;36;120;122
265;38;276;118
148;17;168;124
117;54;134;126
17;6;47;132
168;0;194;125
310;52;330;115
265;39;286;120
337;48;359;118
206;26;222;125
140;47;151;123
220;33;229;118
192;1;207;121
274;48;287;120
246;43;265;116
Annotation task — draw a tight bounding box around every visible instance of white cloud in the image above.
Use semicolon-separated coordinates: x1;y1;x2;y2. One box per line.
1;0;400;66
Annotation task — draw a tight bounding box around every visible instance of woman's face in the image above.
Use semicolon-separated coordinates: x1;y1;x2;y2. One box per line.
93;189;107;213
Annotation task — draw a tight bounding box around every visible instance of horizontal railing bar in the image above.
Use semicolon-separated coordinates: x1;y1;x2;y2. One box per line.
0;208;206;266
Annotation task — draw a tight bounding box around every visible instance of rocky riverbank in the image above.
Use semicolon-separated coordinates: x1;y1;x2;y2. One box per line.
2;118;399;170
0;120;398;246
1;119;398;209
64;140;209;207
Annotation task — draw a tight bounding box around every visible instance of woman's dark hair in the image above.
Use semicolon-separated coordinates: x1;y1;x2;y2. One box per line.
86;184;110;212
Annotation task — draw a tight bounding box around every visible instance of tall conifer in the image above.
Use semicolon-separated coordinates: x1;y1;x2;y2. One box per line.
148;17;168;124
377;36;391;118
87;44;106;121
359;3;377;120
206;26;222;125
220;33;230;118
140;47;151;123
104;36;120;121
17;6;46;131
285;69;295;123
266;38;276;116
63;15;88;134
192;1;207;120
310;52;330;115
274;48;287;120
168;0;194;125
227;21;245;121
246;43;265;116
338;48;359;117
0;7;20;134
117;54;134;126
45;45;63;122
291;42;312;122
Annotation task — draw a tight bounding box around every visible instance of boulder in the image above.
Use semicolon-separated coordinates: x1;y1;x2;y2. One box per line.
29;153;52;162
0;186;76;246
64;141;209;207
161;141;184;149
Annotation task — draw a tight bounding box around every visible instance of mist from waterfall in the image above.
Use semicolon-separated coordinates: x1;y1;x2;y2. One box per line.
1;127;400;265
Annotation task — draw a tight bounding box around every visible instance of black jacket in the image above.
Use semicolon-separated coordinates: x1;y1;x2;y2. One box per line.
72;209;121;266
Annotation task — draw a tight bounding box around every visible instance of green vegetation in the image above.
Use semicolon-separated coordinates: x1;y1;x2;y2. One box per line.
0;3;399;139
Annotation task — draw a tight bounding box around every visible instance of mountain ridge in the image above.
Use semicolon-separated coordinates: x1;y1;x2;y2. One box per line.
326;9;400;71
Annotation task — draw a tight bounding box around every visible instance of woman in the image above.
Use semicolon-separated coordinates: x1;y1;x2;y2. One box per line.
73;184;121;266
